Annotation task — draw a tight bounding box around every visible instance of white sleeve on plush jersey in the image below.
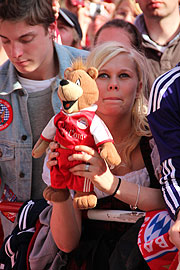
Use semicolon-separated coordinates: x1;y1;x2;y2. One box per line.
41;115;56;141
90;114;113;146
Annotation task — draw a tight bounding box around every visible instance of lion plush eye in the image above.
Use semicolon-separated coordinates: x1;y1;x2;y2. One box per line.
75;78;81;86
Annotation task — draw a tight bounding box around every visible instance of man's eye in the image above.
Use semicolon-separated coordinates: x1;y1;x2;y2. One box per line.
1;38;10;44
20;37;34;43
98;73;108;79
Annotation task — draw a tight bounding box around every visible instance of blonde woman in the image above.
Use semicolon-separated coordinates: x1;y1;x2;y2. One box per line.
47;42;165;269
113;0;142;23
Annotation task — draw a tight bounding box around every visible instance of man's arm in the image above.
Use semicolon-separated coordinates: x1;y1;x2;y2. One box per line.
148;66;180;220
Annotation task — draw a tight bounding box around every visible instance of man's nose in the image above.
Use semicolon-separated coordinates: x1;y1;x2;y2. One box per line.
11;43;23;59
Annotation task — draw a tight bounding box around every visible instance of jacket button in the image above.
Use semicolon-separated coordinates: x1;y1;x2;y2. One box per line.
21;135;27;141
19;172;25;178
0;150;3;157
19;90;24;96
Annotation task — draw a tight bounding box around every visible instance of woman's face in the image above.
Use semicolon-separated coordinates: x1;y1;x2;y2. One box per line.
95;27;132;47
114;1;137;23
96;53;140;118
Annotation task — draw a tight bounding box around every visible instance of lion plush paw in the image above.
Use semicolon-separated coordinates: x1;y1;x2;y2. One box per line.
73;191;97;209
43;186;70;202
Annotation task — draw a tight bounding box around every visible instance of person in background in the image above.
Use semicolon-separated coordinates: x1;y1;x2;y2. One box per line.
84;1;114;48
93;18;143;51
0;0;88;239
135;0;180;94
47;42;165;269
113;0;142;24
93;19;154;100
57;8;83;48
76;0;115;49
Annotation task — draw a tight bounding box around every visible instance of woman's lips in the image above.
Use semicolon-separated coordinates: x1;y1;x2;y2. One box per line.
103;97;121;100
103;97;122;103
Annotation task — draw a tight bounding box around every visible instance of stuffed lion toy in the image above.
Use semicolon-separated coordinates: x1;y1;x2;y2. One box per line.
32;59;121;209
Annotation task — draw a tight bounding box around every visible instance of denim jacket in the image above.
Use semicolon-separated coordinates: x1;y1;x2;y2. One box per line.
0;43;88;203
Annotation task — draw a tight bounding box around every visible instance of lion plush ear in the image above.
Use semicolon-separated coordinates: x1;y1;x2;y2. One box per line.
87;67;98;80
64;67;73;79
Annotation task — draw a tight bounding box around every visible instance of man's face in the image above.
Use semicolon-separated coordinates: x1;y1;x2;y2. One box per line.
136;0;179;19
0;20;55;79
57;20;75;47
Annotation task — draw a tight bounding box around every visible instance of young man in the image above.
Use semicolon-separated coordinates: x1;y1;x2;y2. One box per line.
0;0;88;238
147;47;180;252
135;0;180;92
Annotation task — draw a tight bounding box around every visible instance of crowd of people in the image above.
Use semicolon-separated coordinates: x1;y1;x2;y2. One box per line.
0;0;180;269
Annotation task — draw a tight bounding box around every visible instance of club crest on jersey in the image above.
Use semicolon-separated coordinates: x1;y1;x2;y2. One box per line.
0;99;13;131
77;117;89;130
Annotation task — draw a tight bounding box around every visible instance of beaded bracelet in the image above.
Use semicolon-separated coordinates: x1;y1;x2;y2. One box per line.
112;177;121;197
130;184;141;210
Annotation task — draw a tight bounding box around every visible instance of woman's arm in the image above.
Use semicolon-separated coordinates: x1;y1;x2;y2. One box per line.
114;179;165;211
68;145;165;211
46;142;82;253
50;197;82;253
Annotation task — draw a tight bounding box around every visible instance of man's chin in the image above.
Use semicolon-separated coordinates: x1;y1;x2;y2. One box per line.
15;66;37;78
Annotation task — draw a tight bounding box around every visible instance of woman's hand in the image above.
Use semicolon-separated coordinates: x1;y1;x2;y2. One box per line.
68;145;118;194
46;141;59;169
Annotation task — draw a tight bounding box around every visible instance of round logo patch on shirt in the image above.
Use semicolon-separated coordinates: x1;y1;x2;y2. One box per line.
0;99;13;131
77;117;89;130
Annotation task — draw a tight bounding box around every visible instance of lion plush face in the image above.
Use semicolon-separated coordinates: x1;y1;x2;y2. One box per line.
58;63;99;114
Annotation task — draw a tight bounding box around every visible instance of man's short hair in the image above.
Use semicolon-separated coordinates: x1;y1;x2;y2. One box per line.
0;0;55;30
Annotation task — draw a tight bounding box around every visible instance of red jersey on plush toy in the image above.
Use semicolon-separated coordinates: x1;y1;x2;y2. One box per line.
41;105;113;191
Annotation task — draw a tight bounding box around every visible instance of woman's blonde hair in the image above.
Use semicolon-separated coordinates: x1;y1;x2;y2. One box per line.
86;41;151;167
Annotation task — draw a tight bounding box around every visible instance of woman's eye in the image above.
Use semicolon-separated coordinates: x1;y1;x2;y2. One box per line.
98;73;108;79
120;73;129;78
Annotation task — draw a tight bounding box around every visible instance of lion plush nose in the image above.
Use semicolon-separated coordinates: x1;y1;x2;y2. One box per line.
60;79;69;86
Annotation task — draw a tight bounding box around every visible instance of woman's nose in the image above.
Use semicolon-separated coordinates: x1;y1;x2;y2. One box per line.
108;84;119;91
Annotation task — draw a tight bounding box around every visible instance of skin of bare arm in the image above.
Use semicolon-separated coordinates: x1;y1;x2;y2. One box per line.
50;195;82;253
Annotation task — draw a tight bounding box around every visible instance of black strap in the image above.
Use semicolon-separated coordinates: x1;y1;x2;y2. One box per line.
140;136;160;189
